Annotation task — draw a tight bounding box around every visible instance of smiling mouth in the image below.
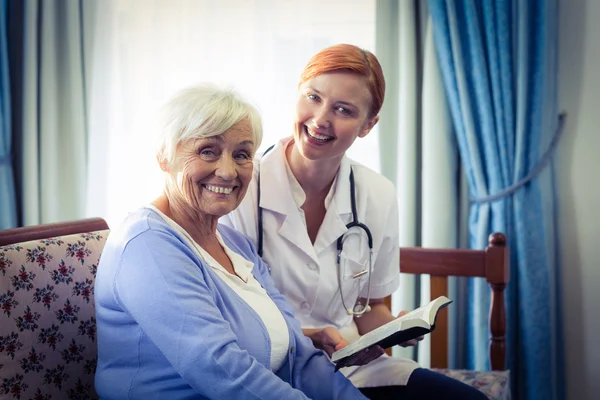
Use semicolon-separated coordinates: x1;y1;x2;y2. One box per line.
305;126;334;142
202;184;234;195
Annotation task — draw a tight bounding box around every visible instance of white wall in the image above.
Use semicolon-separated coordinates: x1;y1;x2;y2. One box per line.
558;0;600;399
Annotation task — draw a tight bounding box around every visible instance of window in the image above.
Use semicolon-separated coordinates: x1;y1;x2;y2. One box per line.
86;0;378;225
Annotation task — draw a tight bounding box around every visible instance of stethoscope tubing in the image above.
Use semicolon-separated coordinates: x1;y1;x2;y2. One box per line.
257;145;374;317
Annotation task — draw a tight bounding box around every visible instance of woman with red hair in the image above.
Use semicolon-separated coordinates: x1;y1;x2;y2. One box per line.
222;44;488;399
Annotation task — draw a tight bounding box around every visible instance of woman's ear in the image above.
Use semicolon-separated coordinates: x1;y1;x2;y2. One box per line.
358;115;380;138
157;152;169;172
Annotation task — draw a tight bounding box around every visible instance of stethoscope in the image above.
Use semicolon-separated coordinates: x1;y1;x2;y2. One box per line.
256;144;373;317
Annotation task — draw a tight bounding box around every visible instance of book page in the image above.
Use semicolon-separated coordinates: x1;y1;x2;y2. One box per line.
400;296;451;325
398;305;428;322
331;313;429;362
425;296;451;325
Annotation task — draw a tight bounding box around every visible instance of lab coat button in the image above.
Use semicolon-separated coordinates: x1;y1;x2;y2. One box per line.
307;262;317;271
300;302;310;311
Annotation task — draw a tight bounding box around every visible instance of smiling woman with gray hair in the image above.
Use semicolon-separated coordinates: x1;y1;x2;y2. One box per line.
94;83;367;400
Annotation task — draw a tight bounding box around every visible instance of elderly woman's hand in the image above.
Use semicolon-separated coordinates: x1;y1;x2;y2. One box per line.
304;326;349;357
318;326;349;357
304;327;385;367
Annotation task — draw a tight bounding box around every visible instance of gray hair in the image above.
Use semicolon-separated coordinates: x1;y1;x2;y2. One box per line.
156;83;263;168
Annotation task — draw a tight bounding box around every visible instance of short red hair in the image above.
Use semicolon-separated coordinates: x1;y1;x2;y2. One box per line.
299;44;386;117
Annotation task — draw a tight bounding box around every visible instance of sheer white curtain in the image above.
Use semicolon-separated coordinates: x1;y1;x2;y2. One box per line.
376;0;457;367
17;0;88;226
85;0;379;226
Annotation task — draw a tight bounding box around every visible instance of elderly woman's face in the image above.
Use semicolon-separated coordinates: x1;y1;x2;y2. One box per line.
171;119;255;219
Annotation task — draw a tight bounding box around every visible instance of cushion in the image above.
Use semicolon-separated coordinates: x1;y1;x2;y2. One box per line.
432;368;511;400
0;230;109;399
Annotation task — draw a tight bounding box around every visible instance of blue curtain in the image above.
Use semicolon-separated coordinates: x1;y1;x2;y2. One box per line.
0;0;17;229
427;1;563;400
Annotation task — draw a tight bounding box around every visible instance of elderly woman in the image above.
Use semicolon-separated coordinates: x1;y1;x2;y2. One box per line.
94;84;367;400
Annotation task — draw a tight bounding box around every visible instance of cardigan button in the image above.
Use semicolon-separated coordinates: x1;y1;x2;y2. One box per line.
290;346;296;353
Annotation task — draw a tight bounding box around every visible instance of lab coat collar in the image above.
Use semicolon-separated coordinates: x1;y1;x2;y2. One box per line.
331;155;353;216
258;138;298;216
258;138;317;261
259;138;354;257
258;137;353;217
313;156;353;254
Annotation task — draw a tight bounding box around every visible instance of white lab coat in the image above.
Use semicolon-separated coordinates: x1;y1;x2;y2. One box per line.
221;138;419;388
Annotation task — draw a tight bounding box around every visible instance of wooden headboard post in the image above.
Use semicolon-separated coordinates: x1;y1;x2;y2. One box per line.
392;232;510;370
486;233;510;370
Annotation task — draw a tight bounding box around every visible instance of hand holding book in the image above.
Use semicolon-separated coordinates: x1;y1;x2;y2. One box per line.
306;326;385;369
333;344;385;371
331;296;452;370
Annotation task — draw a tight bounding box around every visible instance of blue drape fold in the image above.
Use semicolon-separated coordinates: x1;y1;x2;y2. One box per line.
0;0;17;229
427;1;564;399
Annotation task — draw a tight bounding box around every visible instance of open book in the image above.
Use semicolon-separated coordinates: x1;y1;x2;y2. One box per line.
331;296;452;369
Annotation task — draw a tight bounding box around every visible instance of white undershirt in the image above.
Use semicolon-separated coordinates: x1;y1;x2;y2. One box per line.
147;205;290;371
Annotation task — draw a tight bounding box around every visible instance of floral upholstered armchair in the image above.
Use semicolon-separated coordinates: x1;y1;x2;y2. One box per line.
0;219;109;399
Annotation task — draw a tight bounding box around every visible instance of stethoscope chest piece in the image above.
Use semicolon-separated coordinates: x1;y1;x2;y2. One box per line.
346;302;372;316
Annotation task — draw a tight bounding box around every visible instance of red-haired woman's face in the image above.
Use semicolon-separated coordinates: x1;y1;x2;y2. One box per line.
294;72;379;163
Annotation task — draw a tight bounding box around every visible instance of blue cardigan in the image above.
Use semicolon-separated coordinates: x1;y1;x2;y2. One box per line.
94;208;366;400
